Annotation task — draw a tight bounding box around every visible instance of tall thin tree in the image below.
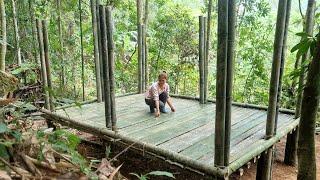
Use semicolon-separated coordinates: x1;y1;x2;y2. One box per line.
11;0;21;65
0;0;6;71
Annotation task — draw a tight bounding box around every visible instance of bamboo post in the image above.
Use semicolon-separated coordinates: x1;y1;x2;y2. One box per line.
106;6;117;132
214;0;228;167
256;0;288;179
141;24;145;91
275;0;292;134
96;0;105;101
90;0;102;103
36;20;50;111
99;5;112;128
42;20;55;111
285;0;316;166
137;0;143;93
224;0;236;166
204;0;213;103
144;0;149;90
199;16;205;104
78;0;85;101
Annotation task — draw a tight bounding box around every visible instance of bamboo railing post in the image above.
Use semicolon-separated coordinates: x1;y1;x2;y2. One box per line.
78;0;85;101
137;0;143;93
204;0;213;103
214;0;228;167
36;19;50;111
96;0;105;101
224;0;236;166
90;0;102;103
256;0;288;179
199;16;205;104
42;20;55;111
144;0;149;90
284;0;315;166
99;5;112;128
141;24;145;91
106;6;117;132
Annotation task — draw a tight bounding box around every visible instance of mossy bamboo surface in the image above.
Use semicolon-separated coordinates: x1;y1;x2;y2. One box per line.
41;95;297;178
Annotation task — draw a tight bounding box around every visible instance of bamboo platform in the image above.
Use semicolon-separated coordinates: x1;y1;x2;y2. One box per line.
42;94;299;178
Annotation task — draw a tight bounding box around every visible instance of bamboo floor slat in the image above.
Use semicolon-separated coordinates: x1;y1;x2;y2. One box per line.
53;94;297;176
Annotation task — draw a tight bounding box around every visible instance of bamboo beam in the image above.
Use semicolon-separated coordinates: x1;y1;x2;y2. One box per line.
99;5;112;128
199;16;205;104
204;0;213;103
224;0;236;166
137;0;143;93
106;6;117;131
90;0;102;103
257;0;288;179
36;19;50;111
42;20;55;111
215;0;228;167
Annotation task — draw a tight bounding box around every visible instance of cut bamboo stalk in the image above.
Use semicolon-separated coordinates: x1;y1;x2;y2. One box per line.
106;6;117;131
90;0;102;102
137;0;143;93
215;0;228;167
99;5;112;128
257;0;288;179
42;20;55;111
141;24;145;91
96;0;105;101
204;0;213;103
224;0;236;166
199;16;205;104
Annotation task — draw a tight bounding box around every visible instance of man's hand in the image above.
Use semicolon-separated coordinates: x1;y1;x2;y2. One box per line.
171;107;176;112
155;111;160;117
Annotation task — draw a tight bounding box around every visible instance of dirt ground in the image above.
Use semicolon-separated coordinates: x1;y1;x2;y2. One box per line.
78;133;320;180
240;135;320;180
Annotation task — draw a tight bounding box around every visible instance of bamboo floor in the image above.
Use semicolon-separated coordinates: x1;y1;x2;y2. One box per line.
43;94;299;177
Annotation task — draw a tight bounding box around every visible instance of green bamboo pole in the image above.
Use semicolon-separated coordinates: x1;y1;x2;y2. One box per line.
90;0;102;103
285;0;316;166
144;0;149;90
275;0;292;134
141;24;145;91
106;6;117;132
42;20;55;111
36;19;50;111
204;0;213;103
99;5;112;128
256;0;287;179
224;0;236;166
96;0;104;101
78;0;85;101
214;0;228;167
199;16;205;104
137;0;143;93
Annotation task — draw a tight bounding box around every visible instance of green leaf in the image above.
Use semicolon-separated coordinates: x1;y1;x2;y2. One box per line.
0;123;10;134
0;144;9;159
147;171;175;179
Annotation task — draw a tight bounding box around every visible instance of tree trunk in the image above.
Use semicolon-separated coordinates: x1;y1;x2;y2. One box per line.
28;0;39;64
78;0;85;101
297;29;320;180
285;0;316;166
0;0;6;71
56;0;65;90
11;0;21;66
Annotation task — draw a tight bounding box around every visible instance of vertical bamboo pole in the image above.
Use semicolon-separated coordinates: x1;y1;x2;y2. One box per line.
141;24;145;91
99;5;111;128
36;20;50;111
42;20;55;111
275;0;292;134
144;0;149;90
106;6;117;131
199;16;205;104
214;0;228;167
90;0;102;102
137;0;143;93
285;0;315;166
224;0;236;166
11;0;21;65
256;0;287;179
56;0;65;89
0;0;6;71
79;0;85;101
96;0;105;101
204;0;213;103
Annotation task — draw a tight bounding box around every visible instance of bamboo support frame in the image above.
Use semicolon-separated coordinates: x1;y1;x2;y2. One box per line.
204;0;213;103
106;6;117;131
90;0;102;103
215;0;228;167
199;16;205;104
257;0;288;179
40;109;299;178
98;5;112;128
42;20;55;111
141;24;145;91
96;0;105;101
